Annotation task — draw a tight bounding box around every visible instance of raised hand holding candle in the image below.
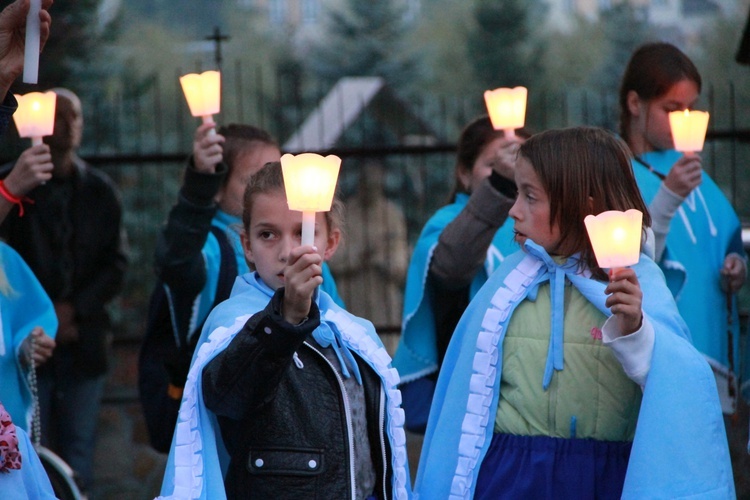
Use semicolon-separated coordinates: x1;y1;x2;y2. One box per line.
584;209;643;269
23;0;41;84
484;86;527;138
280;153;341;247
13;91;56;145
669;109;709;153
179;70;221;133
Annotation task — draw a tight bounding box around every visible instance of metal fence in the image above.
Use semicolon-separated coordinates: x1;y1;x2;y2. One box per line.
1;68;748;341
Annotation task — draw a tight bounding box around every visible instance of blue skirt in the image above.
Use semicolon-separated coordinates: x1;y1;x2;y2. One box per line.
474;433;632;500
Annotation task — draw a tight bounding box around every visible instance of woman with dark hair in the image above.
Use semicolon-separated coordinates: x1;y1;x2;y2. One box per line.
619;42;747;413
393;116;524;433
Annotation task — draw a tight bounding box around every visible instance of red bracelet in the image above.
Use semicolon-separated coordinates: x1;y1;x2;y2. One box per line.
0;179;33;216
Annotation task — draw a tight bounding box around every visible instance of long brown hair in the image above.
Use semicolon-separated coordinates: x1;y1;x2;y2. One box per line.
618;42;701;144
518;127;651;279
449;116;506;201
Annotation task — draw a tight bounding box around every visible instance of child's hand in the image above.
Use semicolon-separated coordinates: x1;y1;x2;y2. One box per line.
492;136;524;180
664;153;702;198
20;327;55;368
720;253;746;294
282;245;324;325
605;267;643;336
192;123;224;173
3;144;52;195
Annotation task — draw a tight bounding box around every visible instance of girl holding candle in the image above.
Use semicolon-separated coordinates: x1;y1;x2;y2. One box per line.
619;42;747;414
415;127;732;499
393;116;523;433
142;122;343;452
159;161;410;499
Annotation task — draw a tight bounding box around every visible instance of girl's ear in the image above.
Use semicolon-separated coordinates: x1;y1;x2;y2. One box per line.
626;90;642;118
588;196;594;213
323;227;341;261
456;165;472;193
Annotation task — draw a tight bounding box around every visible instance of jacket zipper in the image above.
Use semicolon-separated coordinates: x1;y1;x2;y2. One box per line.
304;341;357;499
378;385;389;500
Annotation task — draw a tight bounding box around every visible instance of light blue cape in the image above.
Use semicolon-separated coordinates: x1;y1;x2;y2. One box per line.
159;272;411;499
0;243;57;431
416;242;733;499
5;426;57;499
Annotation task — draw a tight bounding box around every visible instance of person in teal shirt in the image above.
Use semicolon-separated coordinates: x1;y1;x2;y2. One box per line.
618;42;747;414
393;116;523;432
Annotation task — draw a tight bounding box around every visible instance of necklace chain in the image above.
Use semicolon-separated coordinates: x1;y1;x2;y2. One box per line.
26;335;41;448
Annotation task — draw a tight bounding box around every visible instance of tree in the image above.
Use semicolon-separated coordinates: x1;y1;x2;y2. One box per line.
27;0;120;92
466;0;545;92
592;4;656;93
303;0;420;94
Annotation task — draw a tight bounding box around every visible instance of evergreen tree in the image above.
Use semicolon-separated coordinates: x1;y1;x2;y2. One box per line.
593;4;655;92
304;0;419;94
467;0;544;91
30;0;120;92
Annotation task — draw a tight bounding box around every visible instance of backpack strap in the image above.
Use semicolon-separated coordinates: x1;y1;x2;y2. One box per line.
187;225;239;342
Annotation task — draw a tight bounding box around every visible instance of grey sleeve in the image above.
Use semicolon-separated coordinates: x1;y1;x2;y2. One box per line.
431;178;515;288
649;183;685;262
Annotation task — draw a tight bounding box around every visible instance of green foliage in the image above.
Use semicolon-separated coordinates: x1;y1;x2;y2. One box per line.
29;0;115;92
304;0;420;94
593;4;656;93
466;0;546;92
410;0;473;96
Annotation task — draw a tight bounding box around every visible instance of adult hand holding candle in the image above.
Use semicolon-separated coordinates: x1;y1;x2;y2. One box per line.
280;153;341;247
12;90;56;145
669;109;709;154
179;70;221;133
484;86;527;138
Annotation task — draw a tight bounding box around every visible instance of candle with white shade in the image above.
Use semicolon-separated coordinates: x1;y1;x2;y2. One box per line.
13;91;56;145
669;109;709;153
179;70;221;134
484;86;527;138
584;209;643;269
23;0;41;84
280;153;341;247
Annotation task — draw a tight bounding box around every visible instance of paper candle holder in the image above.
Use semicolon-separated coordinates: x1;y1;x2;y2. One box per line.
584;209;643;269
280;153;341;246
179;70;221;125
484;86;528;138
669;109;709;153
13;91;57;146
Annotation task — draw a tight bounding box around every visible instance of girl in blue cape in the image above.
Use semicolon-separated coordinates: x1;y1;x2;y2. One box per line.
393;116;523;432
0;401;57;499
159;161;410;499
619;42;747;414
416;127;733;499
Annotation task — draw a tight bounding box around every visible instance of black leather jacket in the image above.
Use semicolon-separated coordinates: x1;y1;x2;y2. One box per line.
203;290;394;499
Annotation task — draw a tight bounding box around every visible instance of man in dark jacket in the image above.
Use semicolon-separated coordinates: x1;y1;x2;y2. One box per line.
0;88;128;494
